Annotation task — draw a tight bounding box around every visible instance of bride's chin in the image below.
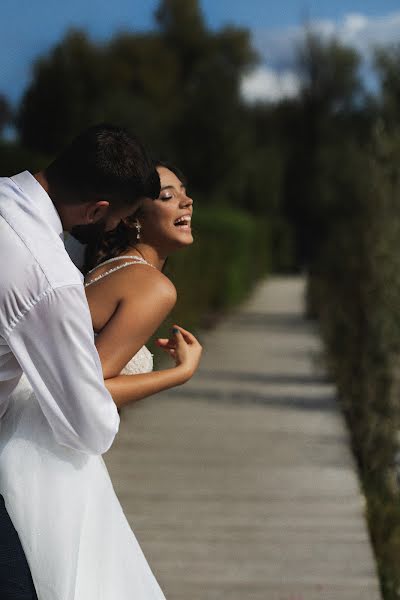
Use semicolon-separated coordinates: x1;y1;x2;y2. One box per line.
177;233;194;246
166;235;194;252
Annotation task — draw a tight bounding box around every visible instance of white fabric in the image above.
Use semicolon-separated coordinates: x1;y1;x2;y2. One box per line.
121;345;154;375
0;346;164;600
0;188;165;598
0;171;119;454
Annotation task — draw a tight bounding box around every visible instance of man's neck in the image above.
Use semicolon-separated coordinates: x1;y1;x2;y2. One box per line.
33;171;50;195
34;170;69;231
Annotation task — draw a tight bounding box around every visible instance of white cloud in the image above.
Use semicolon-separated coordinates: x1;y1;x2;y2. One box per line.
339;11;400;52
253;10;400;71
241;65;300;103
342;14;369;37
241;11;400;102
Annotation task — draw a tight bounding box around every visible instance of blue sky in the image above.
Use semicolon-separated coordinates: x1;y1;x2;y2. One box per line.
1;1;400;105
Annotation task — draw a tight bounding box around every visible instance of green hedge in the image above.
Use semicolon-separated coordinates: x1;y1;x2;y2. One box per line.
161;205;269;333
307;130;400;599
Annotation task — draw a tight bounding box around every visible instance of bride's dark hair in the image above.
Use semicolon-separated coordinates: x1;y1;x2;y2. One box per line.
83;161;186;274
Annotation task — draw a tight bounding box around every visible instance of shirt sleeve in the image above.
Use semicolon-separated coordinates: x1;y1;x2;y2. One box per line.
6;284;119;455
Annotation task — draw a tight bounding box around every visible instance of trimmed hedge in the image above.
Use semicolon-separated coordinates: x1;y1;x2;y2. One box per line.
307;131;400;599
161;205;270;333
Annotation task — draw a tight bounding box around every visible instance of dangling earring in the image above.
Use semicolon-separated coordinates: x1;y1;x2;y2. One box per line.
135;220;142;241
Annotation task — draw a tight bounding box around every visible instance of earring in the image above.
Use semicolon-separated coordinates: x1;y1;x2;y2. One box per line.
135;221;142;241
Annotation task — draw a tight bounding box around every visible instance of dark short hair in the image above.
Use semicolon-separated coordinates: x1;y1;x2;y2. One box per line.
45;123;160;206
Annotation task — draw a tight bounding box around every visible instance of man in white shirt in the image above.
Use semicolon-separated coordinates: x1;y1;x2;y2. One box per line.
0;123;160;599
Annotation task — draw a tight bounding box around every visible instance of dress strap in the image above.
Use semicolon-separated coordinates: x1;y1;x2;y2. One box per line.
86;255;148;276
84;256;154;288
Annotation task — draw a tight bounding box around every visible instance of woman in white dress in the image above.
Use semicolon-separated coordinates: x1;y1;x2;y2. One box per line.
0;162;202;599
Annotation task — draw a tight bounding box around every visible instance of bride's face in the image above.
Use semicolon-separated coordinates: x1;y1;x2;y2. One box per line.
137;166;194;251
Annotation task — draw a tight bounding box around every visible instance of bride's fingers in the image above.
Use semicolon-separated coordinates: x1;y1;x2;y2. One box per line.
173;325;197;344
156;338;176;349
161;347;176;358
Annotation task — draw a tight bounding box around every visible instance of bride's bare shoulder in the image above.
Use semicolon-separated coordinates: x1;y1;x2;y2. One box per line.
86;262;177;337
86;261;176;302
122;264;177;305
92;262;177;312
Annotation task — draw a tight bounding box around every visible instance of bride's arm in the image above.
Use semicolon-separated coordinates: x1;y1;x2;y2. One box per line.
105;370;184;408
87;266;201;407
90;266;176;379
104;333;199;408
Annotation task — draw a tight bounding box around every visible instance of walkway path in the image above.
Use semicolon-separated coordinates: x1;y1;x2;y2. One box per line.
105;276;382;600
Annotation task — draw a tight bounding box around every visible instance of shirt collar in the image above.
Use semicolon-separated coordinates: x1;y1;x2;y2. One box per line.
11;171;64;239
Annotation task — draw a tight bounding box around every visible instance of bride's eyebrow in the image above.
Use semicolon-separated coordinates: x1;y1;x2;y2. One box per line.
160;185;175;191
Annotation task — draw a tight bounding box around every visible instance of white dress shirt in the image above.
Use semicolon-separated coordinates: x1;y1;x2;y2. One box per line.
0;171;119;454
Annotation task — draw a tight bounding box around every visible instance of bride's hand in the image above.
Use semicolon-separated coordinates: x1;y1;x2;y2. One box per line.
156;325;202;382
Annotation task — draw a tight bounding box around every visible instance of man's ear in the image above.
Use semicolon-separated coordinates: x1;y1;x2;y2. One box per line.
85;200;110;224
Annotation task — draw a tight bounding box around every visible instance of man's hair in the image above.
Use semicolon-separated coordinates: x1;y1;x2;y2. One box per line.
45;123;160;206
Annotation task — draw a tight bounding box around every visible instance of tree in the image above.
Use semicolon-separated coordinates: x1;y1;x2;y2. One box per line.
155;0;206;73
17;0;257;207
18;31;105;154
0;94;12;137
374;45;400;128
282;32;363;266
155;0;256;198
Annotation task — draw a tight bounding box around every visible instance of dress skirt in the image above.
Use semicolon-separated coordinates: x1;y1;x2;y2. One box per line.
0;374;166;600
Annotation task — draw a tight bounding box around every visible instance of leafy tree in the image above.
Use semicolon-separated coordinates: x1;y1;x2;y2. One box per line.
17;0;257;209
374;45;400;128
282;32;363;265
18;31;106;154
0;94;12;137
155;0;207;79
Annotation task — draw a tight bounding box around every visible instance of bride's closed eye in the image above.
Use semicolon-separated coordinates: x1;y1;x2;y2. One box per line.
159;182;186;201
159;191;173;201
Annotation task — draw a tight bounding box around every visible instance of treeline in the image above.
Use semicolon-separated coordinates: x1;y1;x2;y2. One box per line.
290;34;400;600
0;0;283;330
0;0;292;271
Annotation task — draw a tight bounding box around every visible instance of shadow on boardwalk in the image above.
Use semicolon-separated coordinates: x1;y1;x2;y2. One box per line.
105;276;382;600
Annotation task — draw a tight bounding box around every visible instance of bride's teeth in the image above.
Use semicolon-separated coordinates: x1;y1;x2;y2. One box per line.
174;216;191;226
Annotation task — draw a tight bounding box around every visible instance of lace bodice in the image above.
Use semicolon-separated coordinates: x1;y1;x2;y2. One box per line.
120;345;153;375
88;255;155;375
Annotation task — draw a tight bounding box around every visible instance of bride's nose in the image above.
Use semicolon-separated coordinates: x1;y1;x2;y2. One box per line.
181;193;193;207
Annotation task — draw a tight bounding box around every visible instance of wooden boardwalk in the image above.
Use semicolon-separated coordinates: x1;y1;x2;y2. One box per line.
105;276;382;600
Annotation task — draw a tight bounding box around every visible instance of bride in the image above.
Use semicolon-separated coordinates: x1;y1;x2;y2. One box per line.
0;162;202;599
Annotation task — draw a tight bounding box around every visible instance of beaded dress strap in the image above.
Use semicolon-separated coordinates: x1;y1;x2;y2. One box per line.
84;256;154;288
86;255;148;275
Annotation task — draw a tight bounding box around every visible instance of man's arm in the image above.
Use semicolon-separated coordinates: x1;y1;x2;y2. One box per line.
6;284;119;455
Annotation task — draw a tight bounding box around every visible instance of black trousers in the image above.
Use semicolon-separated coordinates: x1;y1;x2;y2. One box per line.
0;495;37;599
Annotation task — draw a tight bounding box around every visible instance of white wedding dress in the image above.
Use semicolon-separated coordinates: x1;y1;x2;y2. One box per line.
0;257;167;600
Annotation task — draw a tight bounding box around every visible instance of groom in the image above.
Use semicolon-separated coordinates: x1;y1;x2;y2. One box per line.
0;123;160;599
